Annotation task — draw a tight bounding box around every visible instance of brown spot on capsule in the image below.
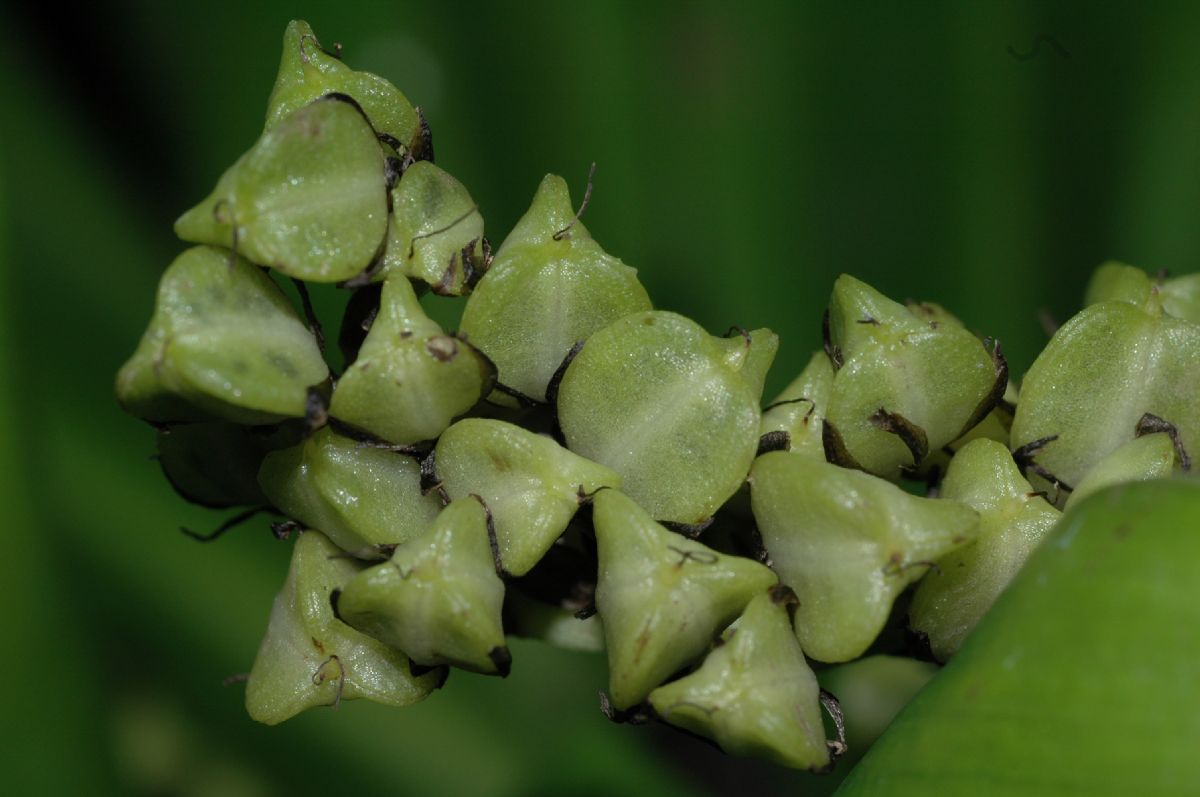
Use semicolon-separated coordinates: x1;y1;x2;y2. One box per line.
425;336;458;362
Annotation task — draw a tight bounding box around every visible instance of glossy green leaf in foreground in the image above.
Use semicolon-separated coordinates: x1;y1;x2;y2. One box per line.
258;427;442;553
175;96;388;282
558;311;775;524
458;174;652;404
335;498;509;675
115;246;328;425
245;531;443;725
838;479;1200;796
908;439;1060;660
593;489;777;710
749;452;979;663
434;418;620;576
648;587;831;771
382;161;486;295
823;275;1004;479
328;274;495;444
265;20;422;155
1010;299;1200;498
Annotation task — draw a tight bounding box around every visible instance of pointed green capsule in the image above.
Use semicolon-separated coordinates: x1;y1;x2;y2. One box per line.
115;246;328;425
265;20;421;152
908;439;1061;660
335;498;509;674
328;275;495;445
593;489;777;710
382;161;486;295
258;427;442;553
823;275;1004;479
558;312;776;524
648;588;831;771
1010;300;1200;498
245;530;441;725
759;351;834;460
749;452;979;663
157;422;299;508
175;96;388;282
458;174;652;404
434;418;620;576
1064;432;1180;510
1084;261;1200;323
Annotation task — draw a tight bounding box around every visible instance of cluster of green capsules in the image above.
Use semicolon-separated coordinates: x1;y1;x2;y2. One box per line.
116;21;1200;773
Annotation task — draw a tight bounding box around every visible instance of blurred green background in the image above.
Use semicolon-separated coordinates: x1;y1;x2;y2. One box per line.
4;1;1199;794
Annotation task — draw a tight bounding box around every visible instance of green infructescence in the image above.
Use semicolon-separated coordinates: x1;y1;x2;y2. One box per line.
116;19;1200;776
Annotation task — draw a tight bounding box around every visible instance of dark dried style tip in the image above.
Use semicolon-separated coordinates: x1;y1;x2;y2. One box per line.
819;689;848;762
304;386;330;434
757;430;791;456
869;408;930;465
271;519;302;540
488;645;513;678
598;691;649;725
180;505;273;543
822;309;843;370
553;162;597;241
545;341;585;405
411;106;434;163
1135;412;1192;471
767;583;800;612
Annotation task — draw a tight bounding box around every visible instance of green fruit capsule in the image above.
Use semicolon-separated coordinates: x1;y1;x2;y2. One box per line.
759;351;834;460
328;275;495;445
504;590;605;653
257;427;442;553
558;312;776;525
382;161;486;295
593;489;777;710
245;530;442;725
434;418;620;576
458;174;652;404
823;275;1004;479
116;246;329;425
1010;300;1200;498
749;452;979;663
334;498;509;675
1064;432;1180;510
1084;261;1200;323
175;96;388;282
157;422;300;508
647;587;832;771
908;439;1061;660
264;20;422;154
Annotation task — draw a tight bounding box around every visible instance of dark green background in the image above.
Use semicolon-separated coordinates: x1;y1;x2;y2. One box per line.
3;2;1197;794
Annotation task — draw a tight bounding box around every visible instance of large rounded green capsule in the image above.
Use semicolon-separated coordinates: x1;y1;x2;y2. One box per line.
434;418;620;576
328;275;495;445
245;530;442;725
908;439;1061;660
822;275;1004;479
593;489;777;710
258;427;442;553
558;312;776;525
648;587;832;771
1010;299;1200;499
334;498;509;675
459;174;652;404
265;20;422;154
382;161;486;295
750;452;979;663
115;246;329;425
175;96;388;283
